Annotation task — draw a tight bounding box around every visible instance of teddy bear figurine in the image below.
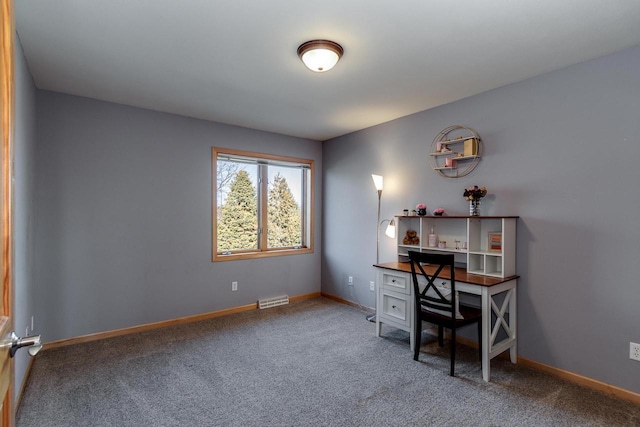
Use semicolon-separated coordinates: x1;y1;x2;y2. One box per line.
402;230;420;245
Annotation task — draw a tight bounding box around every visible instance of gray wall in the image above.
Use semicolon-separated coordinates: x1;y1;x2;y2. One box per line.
14;35;38;400
322;46;640;393
34;92;322;342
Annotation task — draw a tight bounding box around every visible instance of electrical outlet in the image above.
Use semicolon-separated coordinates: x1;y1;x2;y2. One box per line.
370;281;375;291
631;342;640;361
348;276;353;285
232;281;238;291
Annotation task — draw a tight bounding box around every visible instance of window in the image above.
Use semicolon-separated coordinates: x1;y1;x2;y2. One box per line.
212;147;314;261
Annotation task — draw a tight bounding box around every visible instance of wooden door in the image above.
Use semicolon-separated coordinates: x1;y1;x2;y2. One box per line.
0;0;15;425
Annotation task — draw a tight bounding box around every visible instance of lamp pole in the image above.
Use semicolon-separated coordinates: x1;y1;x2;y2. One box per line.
372;174;384;265
370;174;384;323
376;188;382;265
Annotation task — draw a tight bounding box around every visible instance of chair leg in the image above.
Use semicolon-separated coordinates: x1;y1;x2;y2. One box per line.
450;328;456;376
438;325;444;347
414;319;421;361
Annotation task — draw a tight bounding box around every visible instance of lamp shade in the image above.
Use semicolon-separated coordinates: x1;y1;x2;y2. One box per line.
371;174;383;191
385;219;396;239
297;40;343;73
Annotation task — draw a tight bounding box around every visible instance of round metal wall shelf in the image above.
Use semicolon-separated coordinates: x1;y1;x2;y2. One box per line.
429;125;482;179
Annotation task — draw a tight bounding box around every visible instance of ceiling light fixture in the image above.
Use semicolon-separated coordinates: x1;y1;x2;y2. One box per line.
297;40;343;73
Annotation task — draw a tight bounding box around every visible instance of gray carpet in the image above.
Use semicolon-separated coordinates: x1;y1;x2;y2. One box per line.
16;297;640;426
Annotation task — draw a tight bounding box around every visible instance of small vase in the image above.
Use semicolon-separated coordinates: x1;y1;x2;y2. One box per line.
469;199;481;216
417;208;426;216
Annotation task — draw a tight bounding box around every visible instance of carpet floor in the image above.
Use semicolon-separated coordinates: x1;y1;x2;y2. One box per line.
16;297;640;426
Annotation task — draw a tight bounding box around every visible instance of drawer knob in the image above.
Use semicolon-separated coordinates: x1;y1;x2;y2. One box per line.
392;305;397;309
392;279;396;283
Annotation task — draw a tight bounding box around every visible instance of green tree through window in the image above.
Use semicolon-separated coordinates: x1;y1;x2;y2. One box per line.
268;173;301;248
217;170;258;251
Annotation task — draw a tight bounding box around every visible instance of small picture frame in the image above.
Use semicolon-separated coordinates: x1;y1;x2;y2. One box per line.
488;232;502;251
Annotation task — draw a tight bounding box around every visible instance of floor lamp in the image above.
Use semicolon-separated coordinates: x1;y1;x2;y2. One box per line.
368;175;396;322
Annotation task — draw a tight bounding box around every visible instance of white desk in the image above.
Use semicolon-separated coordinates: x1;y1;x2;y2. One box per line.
374;262;518;382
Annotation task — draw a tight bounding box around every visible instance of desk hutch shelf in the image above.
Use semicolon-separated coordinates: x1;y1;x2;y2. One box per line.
395;215;517;278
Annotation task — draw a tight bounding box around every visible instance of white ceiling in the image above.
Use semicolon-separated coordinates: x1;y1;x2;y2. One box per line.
15;0;640;141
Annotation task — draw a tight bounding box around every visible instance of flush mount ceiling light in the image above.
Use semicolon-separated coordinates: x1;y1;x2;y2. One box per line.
297;40;344;73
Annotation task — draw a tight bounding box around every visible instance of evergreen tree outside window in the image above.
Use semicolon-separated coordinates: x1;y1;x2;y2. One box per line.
217;169;258;251
212;147;314;261
268;169;302;249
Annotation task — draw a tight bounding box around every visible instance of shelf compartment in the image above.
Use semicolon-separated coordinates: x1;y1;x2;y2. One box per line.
421;217;466;244
484;255;503;276
467;253;485;274
468;217;503;253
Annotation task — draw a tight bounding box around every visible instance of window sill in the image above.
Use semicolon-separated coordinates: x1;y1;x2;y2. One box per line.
212;247;313;262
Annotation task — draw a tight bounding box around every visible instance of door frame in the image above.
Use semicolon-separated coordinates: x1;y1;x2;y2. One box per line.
1;0;16;424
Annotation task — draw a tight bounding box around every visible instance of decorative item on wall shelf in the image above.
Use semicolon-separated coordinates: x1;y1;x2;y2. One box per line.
416;204;427;216
429;125;482;179
433;208;445;216
464;185;487;216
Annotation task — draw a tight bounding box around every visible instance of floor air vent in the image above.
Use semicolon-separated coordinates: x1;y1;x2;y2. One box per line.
258;295;289;309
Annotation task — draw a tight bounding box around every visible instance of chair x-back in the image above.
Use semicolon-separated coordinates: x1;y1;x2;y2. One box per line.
408;251;482;376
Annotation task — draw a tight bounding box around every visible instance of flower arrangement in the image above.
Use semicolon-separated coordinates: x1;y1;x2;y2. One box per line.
433;208;445;216
463;185;487;201
416;203;427;216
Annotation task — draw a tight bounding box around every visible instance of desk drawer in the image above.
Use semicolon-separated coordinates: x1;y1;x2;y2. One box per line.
380;289;410;327
381;272;410;294
423;278;477;296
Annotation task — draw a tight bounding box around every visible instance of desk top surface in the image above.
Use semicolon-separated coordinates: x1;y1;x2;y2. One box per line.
374;261;518;287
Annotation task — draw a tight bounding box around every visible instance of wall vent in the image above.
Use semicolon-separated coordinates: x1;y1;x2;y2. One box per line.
258;295;289;309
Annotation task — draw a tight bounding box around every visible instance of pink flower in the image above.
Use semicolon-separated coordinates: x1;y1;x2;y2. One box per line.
416;203;427;209
434;208;445;214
